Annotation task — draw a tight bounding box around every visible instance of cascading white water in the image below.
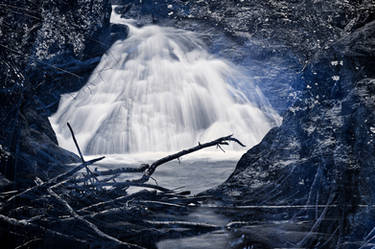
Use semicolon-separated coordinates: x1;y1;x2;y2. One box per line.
49;9;281;155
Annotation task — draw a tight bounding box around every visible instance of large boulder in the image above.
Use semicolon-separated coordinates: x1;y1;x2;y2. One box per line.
207;20;375;248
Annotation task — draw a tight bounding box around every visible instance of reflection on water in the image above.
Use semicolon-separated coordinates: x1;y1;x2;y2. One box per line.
87;153;328;249
87;152;238;248
82;152;364;249
158;230;230;249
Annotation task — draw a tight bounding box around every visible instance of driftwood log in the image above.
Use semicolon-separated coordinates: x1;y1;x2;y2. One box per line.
0;122;246;249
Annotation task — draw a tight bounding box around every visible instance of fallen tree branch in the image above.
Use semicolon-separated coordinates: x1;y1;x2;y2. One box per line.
143;220;220;230
92;164;149;176
14;238;42;249
132;134;245;185
7;156;105;203
67;181;173;193
69;134;244;195
0;214;88;246
45;186;143;249
73;164;149;184
67;122;85;163
78;190;156;213
86;205;138;220
67;122;100;184
2;122;246;248
138;200;186;209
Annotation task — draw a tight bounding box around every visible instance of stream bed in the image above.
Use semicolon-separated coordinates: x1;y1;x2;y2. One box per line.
85;151;240;248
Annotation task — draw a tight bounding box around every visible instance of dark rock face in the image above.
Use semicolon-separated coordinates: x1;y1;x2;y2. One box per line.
113;1;303;113
0;0;112;184
114;0;375;114
210;20;375;249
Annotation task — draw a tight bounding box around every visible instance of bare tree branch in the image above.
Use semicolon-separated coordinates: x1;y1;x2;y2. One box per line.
7;156;104;203
136;134;245;184
46;187;143;249
67;122;85;163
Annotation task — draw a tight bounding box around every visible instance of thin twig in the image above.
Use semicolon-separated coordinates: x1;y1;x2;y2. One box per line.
14;238;42;249
78;190;156;213
143;220;220;230
67;122;85;163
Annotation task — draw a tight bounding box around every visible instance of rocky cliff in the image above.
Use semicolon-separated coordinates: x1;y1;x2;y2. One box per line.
0;0;112;185
114;0;375;113
213;20;375;248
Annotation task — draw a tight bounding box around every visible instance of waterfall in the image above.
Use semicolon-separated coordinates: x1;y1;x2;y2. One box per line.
49;10;281;155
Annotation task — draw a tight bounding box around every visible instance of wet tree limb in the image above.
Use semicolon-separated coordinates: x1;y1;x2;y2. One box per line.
133;134;245;185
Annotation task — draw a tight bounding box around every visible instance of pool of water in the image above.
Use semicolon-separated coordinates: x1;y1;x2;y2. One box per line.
83;151;240;248
81;151;345;249
158;229;231;249
86;150;243;195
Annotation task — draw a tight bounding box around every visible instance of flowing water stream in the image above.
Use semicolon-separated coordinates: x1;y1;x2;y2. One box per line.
49;9;282;248
50;9;281;156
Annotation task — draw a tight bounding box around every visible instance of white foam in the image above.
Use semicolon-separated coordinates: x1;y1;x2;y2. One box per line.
50;7;281;156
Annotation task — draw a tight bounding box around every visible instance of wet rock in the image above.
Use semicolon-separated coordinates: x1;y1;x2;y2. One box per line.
208;20;375;248
115;0;374;114
0;0;112;185
109;23;129;42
